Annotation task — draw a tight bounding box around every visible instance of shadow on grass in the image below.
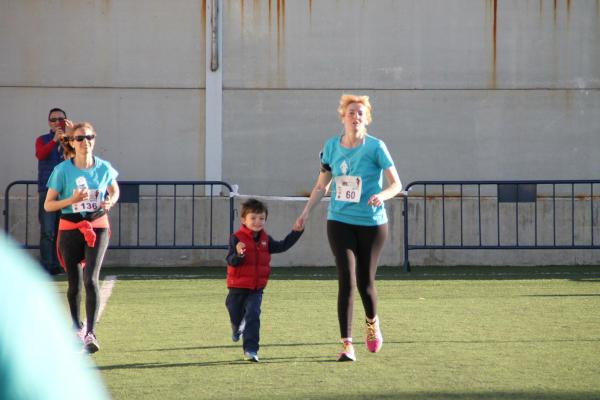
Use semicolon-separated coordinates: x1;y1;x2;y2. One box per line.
135;342;334;352
283;392;600;400
523;293;600;297
98;355;335;371
96;265;600;282
128;336;600;356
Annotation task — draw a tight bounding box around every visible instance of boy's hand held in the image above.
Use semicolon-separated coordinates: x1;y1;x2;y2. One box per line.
293;217;305;231
236;242;246;256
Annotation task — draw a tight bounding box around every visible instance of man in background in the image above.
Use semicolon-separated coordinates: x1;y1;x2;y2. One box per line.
35;107;67;275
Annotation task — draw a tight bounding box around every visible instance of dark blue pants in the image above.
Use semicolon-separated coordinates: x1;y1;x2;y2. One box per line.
225;289;263;353
38;192;59;273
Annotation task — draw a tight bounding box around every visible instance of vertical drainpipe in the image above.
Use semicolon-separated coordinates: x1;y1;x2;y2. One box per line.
205;0;222;192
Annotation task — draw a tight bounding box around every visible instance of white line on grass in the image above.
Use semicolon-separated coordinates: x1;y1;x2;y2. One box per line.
97;275;117;322
81;275;117;326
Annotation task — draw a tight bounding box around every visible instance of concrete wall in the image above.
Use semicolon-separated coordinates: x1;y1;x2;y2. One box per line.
221;0;600;195
1;0;599;266
0;0;206;185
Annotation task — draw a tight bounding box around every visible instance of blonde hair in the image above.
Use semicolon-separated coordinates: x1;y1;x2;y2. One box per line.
337;94;372;125
61;122;96;159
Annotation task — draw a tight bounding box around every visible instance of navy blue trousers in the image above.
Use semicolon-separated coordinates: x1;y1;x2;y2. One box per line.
225;289;263;353
38;192;60;272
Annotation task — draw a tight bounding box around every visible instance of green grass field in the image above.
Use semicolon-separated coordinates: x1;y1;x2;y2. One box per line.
55;266;600;400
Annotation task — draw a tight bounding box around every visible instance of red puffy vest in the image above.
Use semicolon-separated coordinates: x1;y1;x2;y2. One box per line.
226;225;271;290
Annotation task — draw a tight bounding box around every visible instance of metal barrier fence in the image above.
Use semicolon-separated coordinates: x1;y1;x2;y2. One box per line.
3;180;235;250
403;180;600;272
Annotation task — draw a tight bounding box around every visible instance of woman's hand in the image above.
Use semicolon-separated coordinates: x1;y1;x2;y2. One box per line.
71;188;89;204
294;171;331;232
64;119;74;135
100;195;114;212
367;194;383;207
293;216;306;231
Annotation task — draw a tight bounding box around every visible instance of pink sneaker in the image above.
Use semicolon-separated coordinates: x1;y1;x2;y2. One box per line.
84;332;100;354
337;340;356;362
365;318;383;353
77;326;86;343
75;322;85;343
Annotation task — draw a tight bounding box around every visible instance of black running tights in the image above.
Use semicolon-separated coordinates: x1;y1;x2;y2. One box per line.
58;228;109;334
326;220;388;339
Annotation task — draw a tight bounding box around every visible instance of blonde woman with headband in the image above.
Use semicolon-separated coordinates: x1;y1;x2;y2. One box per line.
294;94;402;362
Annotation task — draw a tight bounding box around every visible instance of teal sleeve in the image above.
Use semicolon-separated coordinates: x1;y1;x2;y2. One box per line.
376;140;394;170
46;164;63;193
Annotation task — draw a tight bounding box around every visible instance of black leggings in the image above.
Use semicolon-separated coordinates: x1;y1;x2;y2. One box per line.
327;220;388;339
58;228;109;334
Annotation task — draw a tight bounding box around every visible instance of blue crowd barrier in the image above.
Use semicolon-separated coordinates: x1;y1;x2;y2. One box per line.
403;180;600;272
3;180;235;250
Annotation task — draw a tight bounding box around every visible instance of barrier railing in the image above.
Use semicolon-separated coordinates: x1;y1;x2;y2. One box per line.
3;180;235;250
403;180;600;272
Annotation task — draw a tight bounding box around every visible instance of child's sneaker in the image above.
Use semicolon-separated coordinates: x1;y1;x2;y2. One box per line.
365;318;383;353
336;340;356;362
244;351;259;362
231;320;245;342
84;332;100;354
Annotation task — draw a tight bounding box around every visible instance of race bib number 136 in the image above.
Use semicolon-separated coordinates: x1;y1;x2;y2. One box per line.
72;189;100;212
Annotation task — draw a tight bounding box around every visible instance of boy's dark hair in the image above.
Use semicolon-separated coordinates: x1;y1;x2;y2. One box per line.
48;107;67;119
240;198;268;219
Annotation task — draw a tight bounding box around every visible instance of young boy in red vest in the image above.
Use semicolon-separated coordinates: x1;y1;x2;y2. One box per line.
226;198;303;362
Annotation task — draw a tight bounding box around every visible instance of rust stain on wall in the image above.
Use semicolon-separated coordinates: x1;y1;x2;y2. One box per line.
253;0;261;25
201;0;206;36
277;0;286;87
100;0;111;15
234;0;287;86
488;0;498;89
277;0;286;51
240;0;244;33
268;0;272;34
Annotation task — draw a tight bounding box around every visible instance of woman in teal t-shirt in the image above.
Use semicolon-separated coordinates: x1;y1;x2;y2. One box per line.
295;94;402;362
45;121;119;354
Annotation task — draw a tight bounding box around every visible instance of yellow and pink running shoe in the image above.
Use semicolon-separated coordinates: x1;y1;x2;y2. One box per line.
365;318;383;353
337;340;356;362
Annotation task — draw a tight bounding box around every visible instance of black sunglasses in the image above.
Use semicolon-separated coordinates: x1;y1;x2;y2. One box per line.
49;117;65;122
67;135;96;142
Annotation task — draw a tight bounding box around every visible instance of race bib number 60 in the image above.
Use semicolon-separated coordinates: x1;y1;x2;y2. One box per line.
335;176;362;203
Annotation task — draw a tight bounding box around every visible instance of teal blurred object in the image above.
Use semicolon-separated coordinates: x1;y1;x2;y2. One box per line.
0;234;109;400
